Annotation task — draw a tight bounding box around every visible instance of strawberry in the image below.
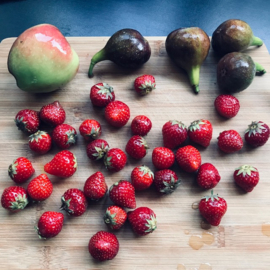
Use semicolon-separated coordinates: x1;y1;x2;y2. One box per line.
15;109;39;134
131;165;154;191
199;190;227;226
84;171;108;200
29;130;52;154
104;148;127;172
131;115;152;136
90;82;115;107
8;157;35;184
196;163;221;189
109;180;136;208
134;74;156;95
244;121;270;147
79;119;101;141
36;211;64;239
52;124;77;149
188;119;213;147
104;100;130;127
234;165;259;192
214;94;240;119
1;186;29;212
39;101;66;127
152;147;175;170
125;135;149;159
176;145;201;172
128;207;157;236
218;130;243;153
86;139;109;161
61;188;88;216
162;120;188;149
154;169;180;194
104;205;127;230
88;231;119;261
44;150;77;178
27;174;53;201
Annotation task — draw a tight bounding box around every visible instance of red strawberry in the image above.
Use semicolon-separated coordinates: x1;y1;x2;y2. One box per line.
109;180;136;208
134;74;156;95
36;211;64;239
218;130;243;153
199;190;227;226
90;82;115;107
29;130;52;154
131;165;154;191
1;186;29;212
86;139;109;161
8;157;35;184
52;124;77;149
104;205;127;230
244;121;270;147
125;135;149;159
27;174;53;201
84;171;108;200
88;231;119;261
214;94;240;119
152;147;175;170
234;165;259;192
162;120;188;149
44;150;77;178
39;101;66;127
104;148;127;172
128;207;157;236
131;115;152;136
196;163;221;189
176;145;201;173
188;119;213;147
61;188;88;216
79;119;101;141
15;109;39;134
154;169;180;194
104;100;130;127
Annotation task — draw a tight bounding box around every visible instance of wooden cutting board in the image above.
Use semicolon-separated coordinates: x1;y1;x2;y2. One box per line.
1;37;270;270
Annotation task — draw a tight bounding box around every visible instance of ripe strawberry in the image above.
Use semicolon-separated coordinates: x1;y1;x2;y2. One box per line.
152;147;175;170
44;150;77;178
214;94;240;119
104;205;127;230
15;109;39;134
125;135;149;159
199;190;227;226
131;165;154;191
196;163;221;189
1;186;29;212
8;157;35;184
218;130;243;153
88;231;119;261
131;115;152;136
244;121;270;147
154;169;180;194
84;171;108;200
176;145;201;173
52;124;77;149
39;101;66;127
128;207;157;236
109;180;136;208
162;120;187;149
90;82;115;107
104;100;130;127
79;119;101;141
104;148;127;172
86;139;109;161
36;211;64;239
234;165;259;192
27;174;53;201
188;119;213;147
61;188;88;216
134;74;156;95
29;130;52;154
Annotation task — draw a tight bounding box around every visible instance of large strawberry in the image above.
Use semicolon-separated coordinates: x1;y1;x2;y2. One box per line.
125;135;149;159
214;94;240;119
15;109;39;134
134;74;156;96
131;115;152;136
86;139;109;161
29;130;52;154
104;205;127;230
196;163;221;189
104;148;127;172
218;130;243;153
131;165;154;191
152;147;175;170
52;124;77;149
79;119;101;141
154;169;180;194
90;82;115;107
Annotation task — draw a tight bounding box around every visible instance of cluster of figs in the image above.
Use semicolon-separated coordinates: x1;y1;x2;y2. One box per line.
89;19;266;94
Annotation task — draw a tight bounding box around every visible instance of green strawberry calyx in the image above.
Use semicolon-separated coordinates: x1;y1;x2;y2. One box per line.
139;137;149;151
138;165;154;179
96;83;114;100
236;165;257;177
188;119;205;132
15;116;29;132
73;154;78;169
86;127;101;140
104;155;113;170
92;142;109;160
35;226;46;240
104;210;117;227
202;190;220;202
170;120;187;129
245;121;267;137
109;181;119;192
60;197;74;215
66;130;77;145
29;130;48;142
8;160;18;179
145;214;157;233
10;193;29;211
160;176;181;194
138;80;156;95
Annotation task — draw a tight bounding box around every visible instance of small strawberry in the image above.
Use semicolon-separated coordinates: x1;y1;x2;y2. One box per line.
131;115;152;136
104;148;127;172
104;100;130;127
88;231;119;261
109;180;136;209
214;94;240;119
131;165;154;191
86;139;109;161
154;169;180;194
15;109;39;134
134;74;156;96
8;157;35;184
128;207;157;236
196;163;221;189
104;205;127;230
218;130;243;153
39;101;66;127
52;124;77;149
152;147;175;170
44;150;77;178
90;82;115;107
125;135;149;159
79;119;102;141
29;130;52;154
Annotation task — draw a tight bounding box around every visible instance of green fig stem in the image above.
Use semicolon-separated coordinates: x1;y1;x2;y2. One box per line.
88;48;107;78
251;36;263;47
187;65;200;94
255;62;266;75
